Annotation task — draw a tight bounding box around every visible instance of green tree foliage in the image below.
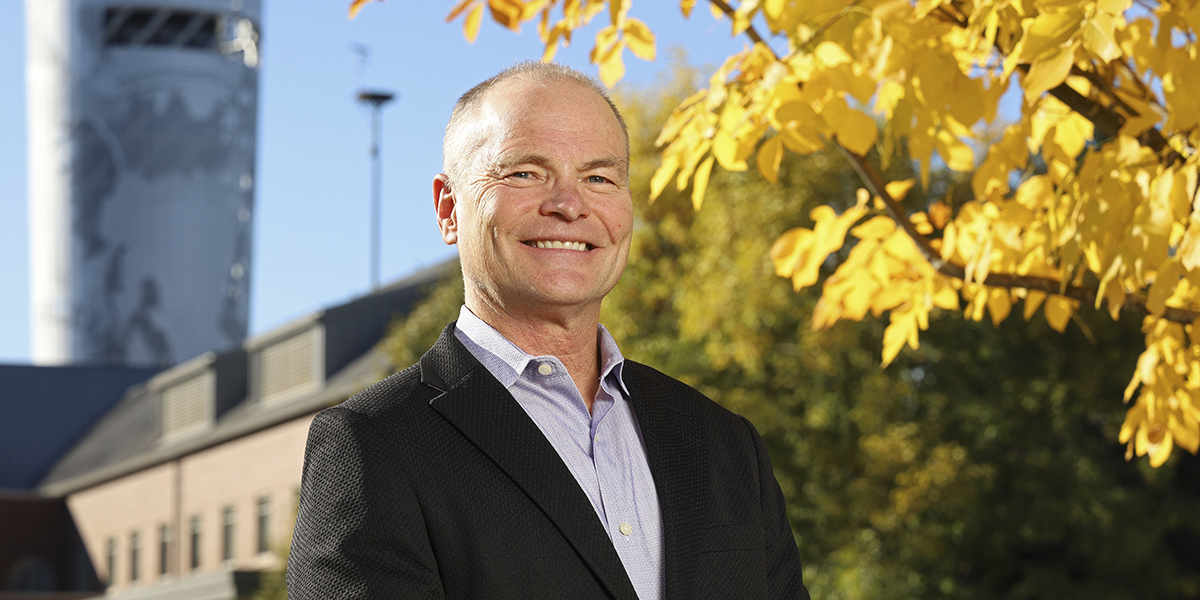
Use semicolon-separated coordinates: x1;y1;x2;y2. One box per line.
379;63;1200;599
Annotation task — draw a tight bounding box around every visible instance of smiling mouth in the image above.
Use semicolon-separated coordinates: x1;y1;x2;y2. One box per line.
523;240;592;251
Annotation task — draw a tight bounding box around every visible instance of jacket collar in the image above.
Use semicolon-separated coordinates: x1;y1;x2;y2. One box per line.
420;324;708;600
419;324;640;600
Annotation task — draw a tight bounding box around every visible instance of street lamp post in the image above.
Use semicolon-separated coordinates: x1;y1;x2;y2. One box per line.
357;89;396;291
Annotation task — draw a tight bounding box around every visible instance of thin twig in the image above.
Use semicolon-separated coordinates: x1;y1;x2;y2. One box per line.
706;0;767;46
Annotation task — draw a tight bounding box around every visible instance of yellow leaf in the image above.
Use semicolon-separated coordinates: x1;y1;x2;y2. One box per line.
1052;112;1093;158
757;136;783;184
1023;45;1076;101
591;24;619;62
680;0;697;19
488;0;524;32
650;154;679;201
851;216;896;240
1043;294;1076;332
1177;224;1200;271
1019;7;1084;62
884;179;917;202
881;308;919;367
520;0;547;21
464;4;485;43
623;18;656;61
933;284;959;310
987;288;1012;326
712;129;748;171
349;0;378;19
814;41;853;67
763;0;785;20
691;156;715;211
935;129;975;172
609;0;627;25
446;0;475;22
1024;289;1046;321
1147;258;1183;317
771;227;814;280
929;201;951;229
834;109;879;157
1083;11;1122;62
598;40;626;87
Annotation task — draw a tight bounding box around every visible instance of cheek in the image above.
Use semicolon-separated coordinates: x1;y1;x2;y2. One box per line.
608;200;634;242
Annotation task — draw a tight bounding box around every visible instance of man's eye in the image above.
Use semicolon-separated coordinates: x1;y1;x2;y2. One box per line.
587;175;612;184
509;171;533;179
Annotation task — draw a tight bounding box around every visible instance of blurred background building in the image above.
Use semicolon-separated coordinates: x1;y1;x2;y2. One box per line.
5;1;453;597
28;0;260;368
2;261;454;599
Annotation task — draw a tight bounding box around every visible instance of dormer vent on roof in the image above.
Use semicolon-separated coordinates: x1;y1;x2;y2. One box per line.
249;318;324;407
150;350;248;443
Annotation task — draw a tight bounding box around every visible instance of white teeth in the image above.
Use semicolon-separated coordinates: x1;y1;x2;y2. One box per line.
532;240;588;251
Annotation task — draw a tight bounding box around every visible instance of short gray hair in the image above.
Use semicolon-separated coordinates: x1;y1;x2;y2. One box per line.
441;61;629;187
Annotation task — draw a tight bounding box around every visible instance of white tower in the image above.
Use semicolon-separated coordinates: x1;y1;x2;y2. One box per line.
27;0;260;366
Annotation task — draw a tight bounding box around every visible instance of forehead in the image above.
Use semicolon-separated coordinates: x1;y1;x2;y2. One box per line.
473;79;625;158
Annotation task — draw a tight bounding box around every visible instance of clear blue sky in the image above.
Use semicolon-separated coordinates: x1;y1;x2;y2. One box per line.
0;2;749;363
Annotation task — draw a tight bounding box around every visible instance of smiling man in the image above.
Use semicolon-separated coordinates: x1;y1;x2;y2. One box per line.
286;62;809;600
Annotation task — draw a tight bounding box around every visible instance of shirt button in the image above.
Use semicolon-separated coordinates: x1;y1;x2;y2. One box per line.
619;522;632;536
538;363;553;375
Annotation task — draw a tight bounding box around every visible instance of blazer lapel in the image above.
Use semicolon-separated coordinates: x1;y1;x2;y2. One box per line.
624;362;707;600
419;326;640;600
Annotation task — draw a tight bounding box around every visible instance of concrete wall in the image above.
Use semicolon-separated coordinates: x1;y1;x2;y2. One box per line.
65;414;314;594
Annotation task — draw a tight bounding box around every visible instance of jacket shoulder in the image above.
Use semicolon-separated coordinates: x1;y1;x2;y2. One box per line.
624;361;733;414
335;361;437;419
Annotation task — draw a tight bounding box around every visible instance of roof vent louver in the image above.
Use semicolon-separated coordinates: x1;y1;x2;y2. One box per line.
256;327;322;406
159;371;214;441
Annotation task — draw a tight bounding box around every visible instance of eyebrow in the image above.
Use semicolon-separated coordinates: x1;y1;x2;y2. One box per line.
488;154;629;183
580;156;629;183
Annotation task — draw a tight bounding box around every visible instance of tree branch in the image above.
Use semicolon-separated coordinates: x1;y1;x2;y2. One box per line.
836;143;1200;325
706;0;767;46
943;0;1184;167
1029;64;1184;167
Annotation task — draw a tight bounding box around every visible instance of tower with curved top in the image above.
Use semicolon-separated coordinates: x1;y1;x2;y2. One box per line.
27;0;261;366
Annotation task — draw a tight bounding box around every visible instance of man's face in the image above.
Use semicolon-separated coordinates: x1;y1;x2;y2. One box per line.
436;79;633;321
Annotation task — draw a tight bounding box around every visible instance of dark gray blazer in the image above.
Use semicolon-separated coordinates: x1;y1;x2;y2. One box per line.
286;324;809;600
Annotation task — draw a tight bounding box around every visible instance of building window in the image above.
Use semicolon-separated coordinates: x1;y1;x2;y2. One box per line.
105;538;117;587
256;496;271;554
158;524;171;576
103;8;219;50
189;516;202;571
129;531;140;582
222;506;236;562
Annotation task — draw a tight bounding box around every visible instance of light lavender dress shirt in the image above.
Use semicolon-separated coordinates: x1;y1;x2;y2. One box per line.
454;306;664;600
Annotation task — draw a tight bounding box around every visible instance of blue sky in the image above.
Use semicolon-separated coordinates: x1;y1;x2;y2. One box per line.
0;1;749;363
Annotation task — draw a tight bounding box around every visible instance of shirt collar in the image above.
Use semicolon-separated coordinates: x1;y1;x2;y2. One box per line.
454;305;630;397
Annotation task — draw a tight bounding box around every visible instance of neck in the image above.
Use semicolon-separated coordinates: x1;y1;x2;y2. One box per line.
465;296;603;410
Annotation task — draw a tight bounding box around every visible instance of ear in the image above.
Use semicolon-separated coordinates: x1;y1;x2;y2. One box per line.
433;174;458;245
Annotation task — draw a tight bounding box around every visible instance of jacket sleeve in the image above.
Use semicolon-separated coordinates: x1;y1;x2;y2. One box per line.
742;416;811;600
286;406;444;600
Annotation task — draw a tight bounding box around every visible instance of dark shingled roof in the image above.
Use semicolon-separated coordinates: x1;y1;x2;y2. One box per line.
0;365;161;490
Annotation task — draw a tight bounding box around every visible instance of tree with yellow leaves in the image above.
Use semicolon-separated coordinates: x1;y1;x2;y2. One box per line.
350;0;1200;467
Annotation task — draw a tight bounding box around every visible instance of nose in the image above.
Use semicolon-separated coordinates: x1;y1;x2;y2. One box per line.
540;179;589;221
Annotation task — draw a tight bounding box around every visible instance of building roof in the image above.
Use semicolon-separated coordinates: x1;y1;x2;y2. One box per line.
37;259;458;497
0;365;161;490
